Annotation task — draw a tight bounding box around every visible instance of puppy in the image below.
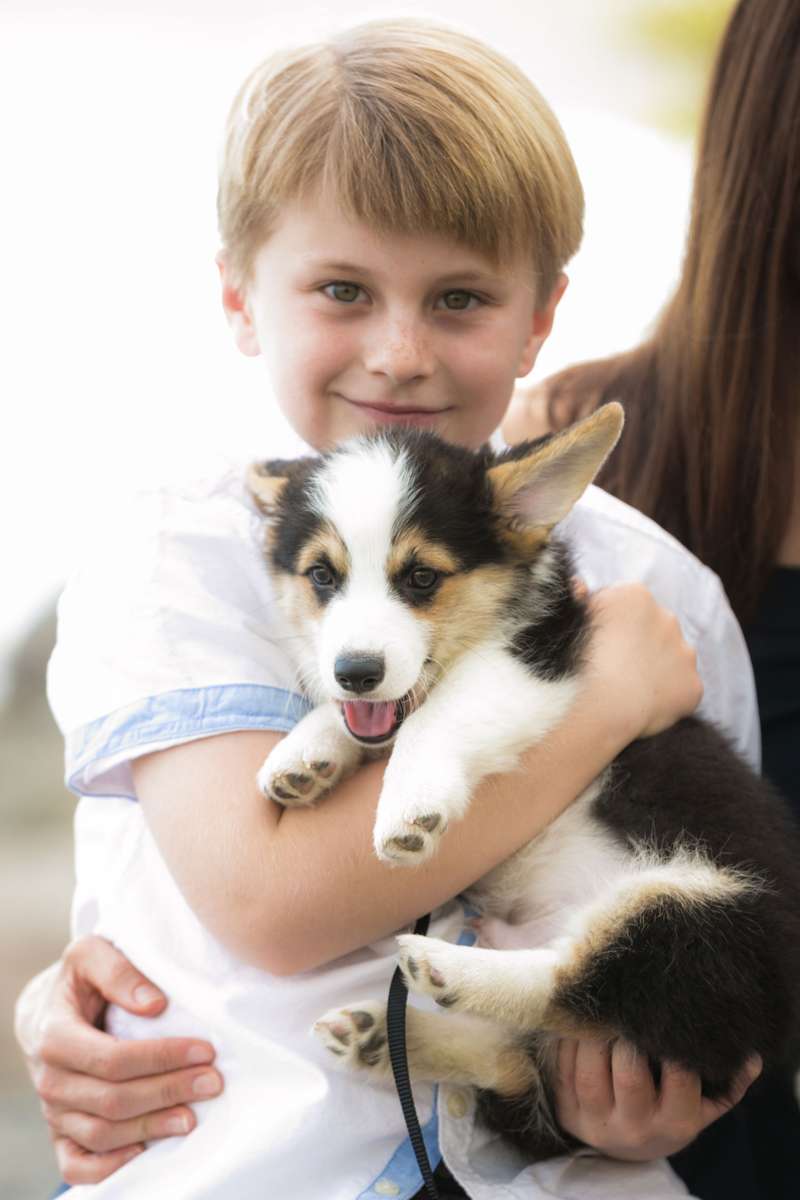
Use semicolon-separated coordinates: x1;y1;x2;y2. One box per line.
248;405;800;1157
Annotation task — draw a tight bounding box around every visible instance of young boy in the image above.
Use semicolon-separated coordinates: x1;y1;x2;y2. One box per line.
19;19;760;1199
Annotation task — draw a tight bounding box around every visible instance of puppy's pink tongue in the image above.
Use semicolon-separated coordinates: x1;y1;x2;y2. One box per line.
343;701;396;738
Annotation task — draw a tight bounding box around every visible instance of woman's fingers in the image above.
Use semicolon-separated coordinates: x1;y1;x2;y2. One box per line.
38;1016;215;1081
49;1104;196;1154
54;1136;145;1187
38;1061;223;1121
62;936;168;1019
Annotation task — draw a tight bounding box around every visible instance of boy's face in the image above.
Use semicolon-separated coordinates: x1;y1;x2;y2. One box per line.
220;194;565;451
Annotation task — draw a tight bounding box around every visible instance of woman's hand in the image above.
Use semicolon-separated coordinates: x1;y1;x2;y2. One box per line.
15;936;223;1186
583;583;704;744
553;1036;762;1160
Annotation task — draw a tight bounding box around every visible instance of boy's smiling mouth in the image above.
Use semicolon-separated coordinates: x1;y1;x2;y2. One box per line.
337;395;453;425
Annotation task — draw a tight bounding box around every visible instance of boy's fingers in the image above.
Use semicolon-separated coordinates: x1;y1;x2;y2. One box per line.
38;1061;223;1120
63;936;166;1014
37;1019;215;1082
555;1038;578;1098
611;1039;657;1120
657;1060;702;1121
573;1039;614;1118
51;1103;196;1153
699;1055;762;1129
55;1136;144;1187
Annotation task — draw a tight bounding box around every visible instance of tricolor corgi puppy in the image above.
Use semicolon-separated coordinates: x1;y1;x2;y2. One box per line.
248;405;800;1158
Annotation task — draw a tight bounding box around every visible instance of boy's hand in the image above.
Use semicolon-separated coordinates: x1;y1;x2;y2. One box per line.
584;583;704;743
15;936;223;1186
553;1036;761;1161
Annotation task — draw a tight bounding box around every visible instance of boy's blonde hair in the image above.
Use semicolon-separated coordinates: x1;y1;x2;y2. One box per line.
218;19;583;305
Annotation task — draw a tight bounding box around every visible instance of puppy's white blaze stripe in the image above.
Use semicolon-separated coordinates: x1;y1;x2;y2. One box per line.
312;441;429;697
312;440;417;577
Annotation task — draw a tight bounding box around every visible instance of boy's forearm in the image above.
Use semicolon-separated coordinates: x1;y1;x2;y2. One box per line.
136;687;633;975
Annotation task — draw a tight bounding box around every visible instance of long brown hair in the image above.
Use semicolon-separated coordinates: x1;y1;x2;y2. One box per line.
544;0;800;623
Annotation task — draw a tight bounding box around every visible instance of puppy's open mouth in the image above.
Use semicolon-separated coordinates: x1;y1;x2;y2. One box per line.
340;694;414;745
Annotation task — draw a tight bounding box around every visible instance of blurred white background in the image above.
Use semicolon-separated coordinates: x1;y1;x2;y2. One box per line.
1;1;719;1194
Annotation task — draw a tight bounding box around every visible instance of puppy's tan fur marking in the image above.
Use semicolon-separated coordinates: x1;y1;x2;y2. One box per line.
540;852;760;1034
488;403;624;544
320;1002;538;1095
387;529;461;578
272;572;321;626
295;527;350;580
420;565;516;672
247;465;288;516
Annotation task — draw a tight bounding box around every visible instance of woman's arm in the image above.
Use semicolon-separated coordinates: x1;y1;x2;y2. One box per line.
133;584;702;975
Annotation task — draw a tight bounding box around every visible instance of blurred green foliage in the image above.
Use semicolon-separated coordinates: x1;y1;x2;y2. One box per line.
0;601;73;832
625;0;737;136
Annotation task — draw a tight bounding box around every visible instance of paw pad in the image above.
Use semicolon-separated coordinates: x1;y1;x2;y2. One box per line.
313;1003;388;1073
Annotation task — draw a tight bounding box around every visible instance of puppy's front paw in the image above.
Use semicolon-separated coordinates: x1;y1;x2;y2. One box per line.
373;809;447;866
373;756;467;865
257;724;360;807
313;1001;389;1075
257;754;337;807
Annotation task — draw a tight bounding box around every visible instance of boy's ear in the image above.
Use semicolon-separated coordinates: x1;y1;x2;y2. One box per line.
216;251;261;358
516;273;569;379
488;402;624;545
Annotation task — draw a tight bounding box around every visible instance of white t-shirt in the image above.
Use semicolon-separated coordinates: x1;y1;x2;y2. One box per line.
48;462;760;1200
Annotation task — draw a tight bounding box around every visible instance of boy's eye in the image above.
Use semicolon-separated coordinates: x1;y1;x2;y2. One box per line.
322;282;364;304
439;290;479;312
308;563;336;589
407;566;438;590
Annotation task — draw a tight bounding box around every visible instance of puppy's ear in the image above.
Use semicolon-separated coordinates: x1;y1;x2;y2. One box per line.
247;460;293;516
488;402;624;547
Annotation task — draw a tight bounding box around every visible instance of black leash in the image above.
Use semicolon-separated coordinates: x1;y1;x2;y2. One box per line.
387;912;441;1200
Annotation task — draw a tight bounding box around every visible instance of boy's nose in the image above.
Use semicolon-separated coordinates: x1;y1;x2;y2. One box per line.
363;319;434;384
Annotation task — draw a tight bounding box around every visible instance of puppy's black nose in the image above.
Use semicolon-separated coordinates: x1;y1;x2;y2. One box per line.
334;654;385;694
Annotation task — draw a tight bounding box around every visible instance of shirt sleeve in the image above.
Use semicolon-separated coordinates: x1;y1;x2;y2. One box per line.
689;569;761;770
47;467;312;801
564;487;761;771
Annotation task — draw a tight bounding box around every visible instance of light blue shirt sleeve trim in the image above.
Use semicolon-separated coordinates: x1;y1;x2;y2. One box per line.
65;683;314;799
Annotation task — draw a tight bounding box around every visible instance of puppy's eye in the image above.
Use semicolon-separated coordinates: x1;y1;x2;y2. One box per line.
408;566;438;590
308;564;336;588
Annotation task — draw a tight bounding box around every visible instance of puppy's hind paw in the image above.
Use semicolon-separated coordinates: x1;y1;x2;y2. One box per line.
397;935;465;1009
313;1001;389;1075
